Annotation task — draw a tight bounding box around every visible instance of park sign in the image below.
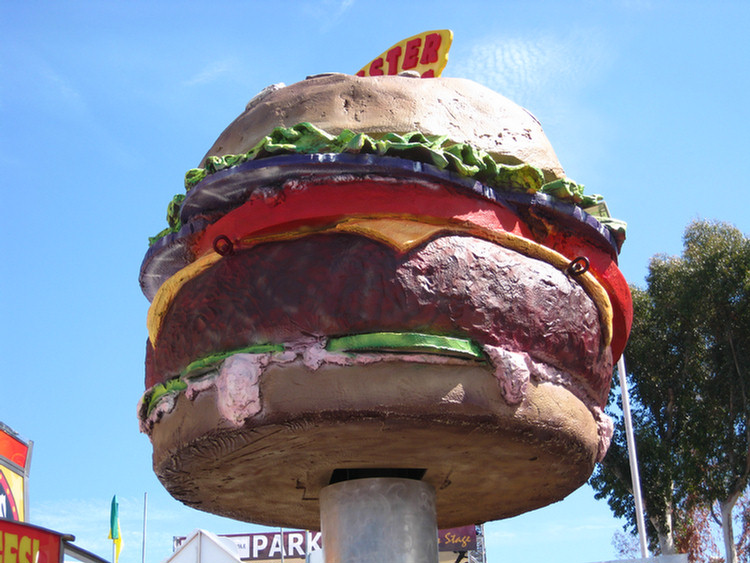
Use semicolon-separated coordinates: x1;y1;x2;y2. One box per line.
175;530;321;562
355;30;453;78
0;423;32;522
174;526;478;562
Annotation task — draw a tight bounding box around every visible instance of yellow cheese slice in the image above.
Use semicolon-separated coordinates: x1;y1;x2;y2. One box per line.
147;217;612;350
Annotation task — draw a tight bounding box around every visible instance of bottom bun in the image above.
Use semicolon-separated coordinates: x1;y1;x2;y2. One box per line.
150;355;602;529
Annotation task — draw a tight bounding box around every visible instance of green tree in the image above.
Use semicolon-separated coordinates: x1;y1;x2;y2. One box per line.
591;220;750;563
591;248;707;555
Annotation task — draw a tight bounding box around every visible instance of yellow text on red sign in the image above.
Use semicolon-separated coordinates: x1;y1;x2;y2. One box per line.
0;520;62;563
356;30;453;78
0;533;40;563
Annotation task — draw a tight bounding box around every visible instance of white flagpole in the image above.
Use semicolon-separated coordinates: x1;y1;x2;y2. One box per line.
618;354;649;558
142;492;148;563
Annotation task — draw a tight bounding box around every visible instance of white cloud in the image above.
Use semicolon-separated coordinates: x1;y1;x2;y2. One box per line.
483;513;621;562
321;0;355;19
38;66;86;113
32;498;112;560
450;29;617;179
452;29;612;115
614;0;655;10
183;60;235;87
5;51;88;117
32;496;185;563
303;0;355;32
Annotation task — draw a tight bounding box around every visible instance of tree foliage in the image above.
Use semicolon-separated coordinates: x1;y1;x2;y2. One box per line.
591;220;750;563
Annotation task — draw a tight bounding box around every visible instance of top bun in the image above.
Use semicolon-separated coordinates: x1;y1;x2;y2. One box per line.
201;73;565;183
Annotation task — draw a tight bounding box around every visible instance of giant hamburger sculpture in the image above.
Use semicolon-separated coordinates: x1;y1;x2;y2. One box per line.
138;31;631;532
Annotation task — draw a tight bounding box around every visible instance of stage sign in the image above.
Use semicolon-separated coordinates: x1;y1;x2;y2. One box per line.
0;423;32;522
176;526;477;562
0;519;63;563
438;525;477;551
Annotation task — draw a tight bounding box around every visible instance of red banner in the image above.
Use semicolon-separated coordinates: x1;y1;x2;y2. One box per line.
0;520;63;563
0;429;29;470
0;424;30;522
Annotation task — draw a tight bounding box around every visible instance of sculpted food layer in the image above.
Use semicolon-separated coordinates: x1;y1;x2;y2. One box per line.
146;355;606;529
151;123;617;246
142;168;630;360
145;233;613;404
140;342;615;463
203;74;566;181
148;74;625;247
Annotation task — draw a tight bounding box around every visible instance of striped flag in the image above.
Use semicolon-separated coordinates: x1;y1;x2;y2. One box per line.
108;495;123;563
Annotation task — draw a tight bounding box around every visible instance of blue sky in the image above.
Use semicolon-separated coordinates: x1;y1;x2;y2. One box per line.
2;1;749;562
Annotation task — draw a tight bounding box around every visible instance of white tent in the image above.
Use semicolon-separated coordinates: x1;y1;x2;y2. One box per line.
162;529;242;563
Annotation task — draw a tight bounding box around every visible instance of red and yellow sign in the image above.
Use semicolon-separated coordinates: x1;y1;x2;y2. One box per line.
0;425;31;522
0;468;23;521
0;520;62;563
0;432;28;471
356;30;453;78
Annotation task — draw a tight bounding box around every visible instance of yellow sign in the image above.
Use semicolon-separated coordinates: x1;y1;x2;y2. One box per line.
0;466;25;522
0;424;31;522
356;30;453;78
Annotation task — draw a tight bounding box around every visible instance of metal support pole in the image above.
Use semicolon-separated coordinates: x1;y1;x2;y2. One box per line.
618;354;649;558
320;477;438;563
142;492;148;563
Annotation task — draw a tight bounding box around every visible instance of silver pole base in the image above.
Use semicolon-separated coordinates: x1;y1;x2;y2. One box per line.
319;477;438;563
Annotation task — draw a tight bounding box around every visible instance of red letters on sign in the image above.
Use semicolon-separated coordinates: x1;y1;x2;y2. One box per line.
355;30;452;78
369;57;384;76
420;33;442;65
403;38;421;69
386;46;402;75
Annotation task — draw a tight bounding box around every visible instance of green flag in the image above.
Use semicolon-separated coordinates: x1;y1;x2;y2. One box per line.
108;495;122;562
